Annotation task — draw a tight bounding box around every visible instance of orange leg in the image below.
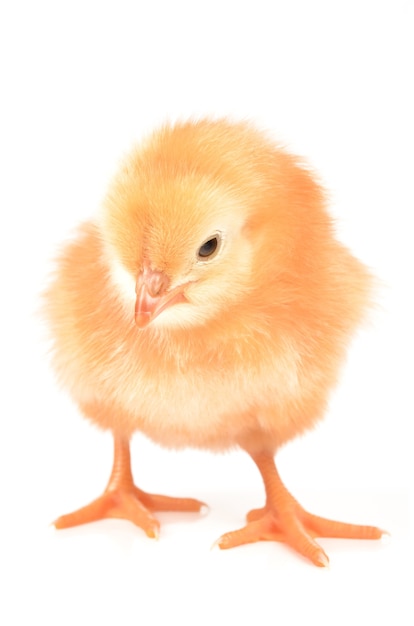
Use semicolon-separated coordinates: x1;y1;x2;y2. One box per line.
53;437;205;537
217;453;384;566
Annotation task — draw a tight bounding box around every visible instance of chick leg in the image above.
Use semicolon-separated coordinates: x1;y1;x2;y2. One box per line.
217;453;383;566
53;436;204;536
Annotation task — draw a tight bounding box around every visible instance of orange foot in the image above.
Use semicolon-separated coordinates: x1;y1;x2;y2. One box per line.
53;437;205;538
216;453;384;567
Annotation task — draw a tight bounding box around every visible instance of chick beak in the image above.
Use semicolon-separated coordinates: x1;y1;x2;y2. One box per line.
135;267;187;329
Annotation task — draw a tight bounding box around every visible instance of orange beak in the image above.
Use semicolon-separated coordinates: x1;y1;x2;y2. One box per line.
135;267;187;329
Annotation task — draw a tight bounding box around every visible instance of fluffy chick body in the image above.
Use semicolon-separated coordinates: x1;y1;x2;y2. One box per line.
47;119;369;453
45;119;379;565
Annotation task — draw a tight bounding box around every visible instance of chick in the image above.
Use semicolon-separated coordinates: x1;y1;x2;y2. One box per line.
45;118;383;566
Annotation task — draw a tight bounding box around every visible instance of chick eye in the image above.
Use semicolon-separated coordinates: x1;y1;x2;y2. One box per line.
197;235;220;260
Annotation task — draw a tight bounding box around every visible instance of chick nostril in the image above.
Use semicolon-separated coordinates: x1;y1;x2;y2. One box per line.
136;267;171;298
148;283;159;297
148;271;170;297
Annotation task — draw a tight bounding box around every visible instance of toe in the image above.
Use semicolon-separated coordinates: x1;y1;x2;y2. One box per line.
303;512;384;540
134;488;206;513
246;506;267;522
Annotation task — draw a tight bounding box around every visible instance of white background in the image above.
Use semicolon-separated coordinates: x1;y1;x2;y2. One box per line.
0;1;412;624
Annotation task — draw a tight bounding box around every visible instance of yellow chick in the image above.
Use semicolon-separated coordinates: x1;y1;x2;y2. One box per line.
45;119;383;566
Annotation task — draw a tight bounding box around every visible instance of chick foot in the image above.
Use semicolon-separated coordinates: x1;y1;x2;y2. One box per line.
53;437;204;537
216;452;383;566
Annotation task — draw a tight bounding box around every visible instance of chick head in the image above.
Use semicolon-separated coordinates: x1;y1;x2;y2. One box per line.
100;121;252;329
99;119;319;330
